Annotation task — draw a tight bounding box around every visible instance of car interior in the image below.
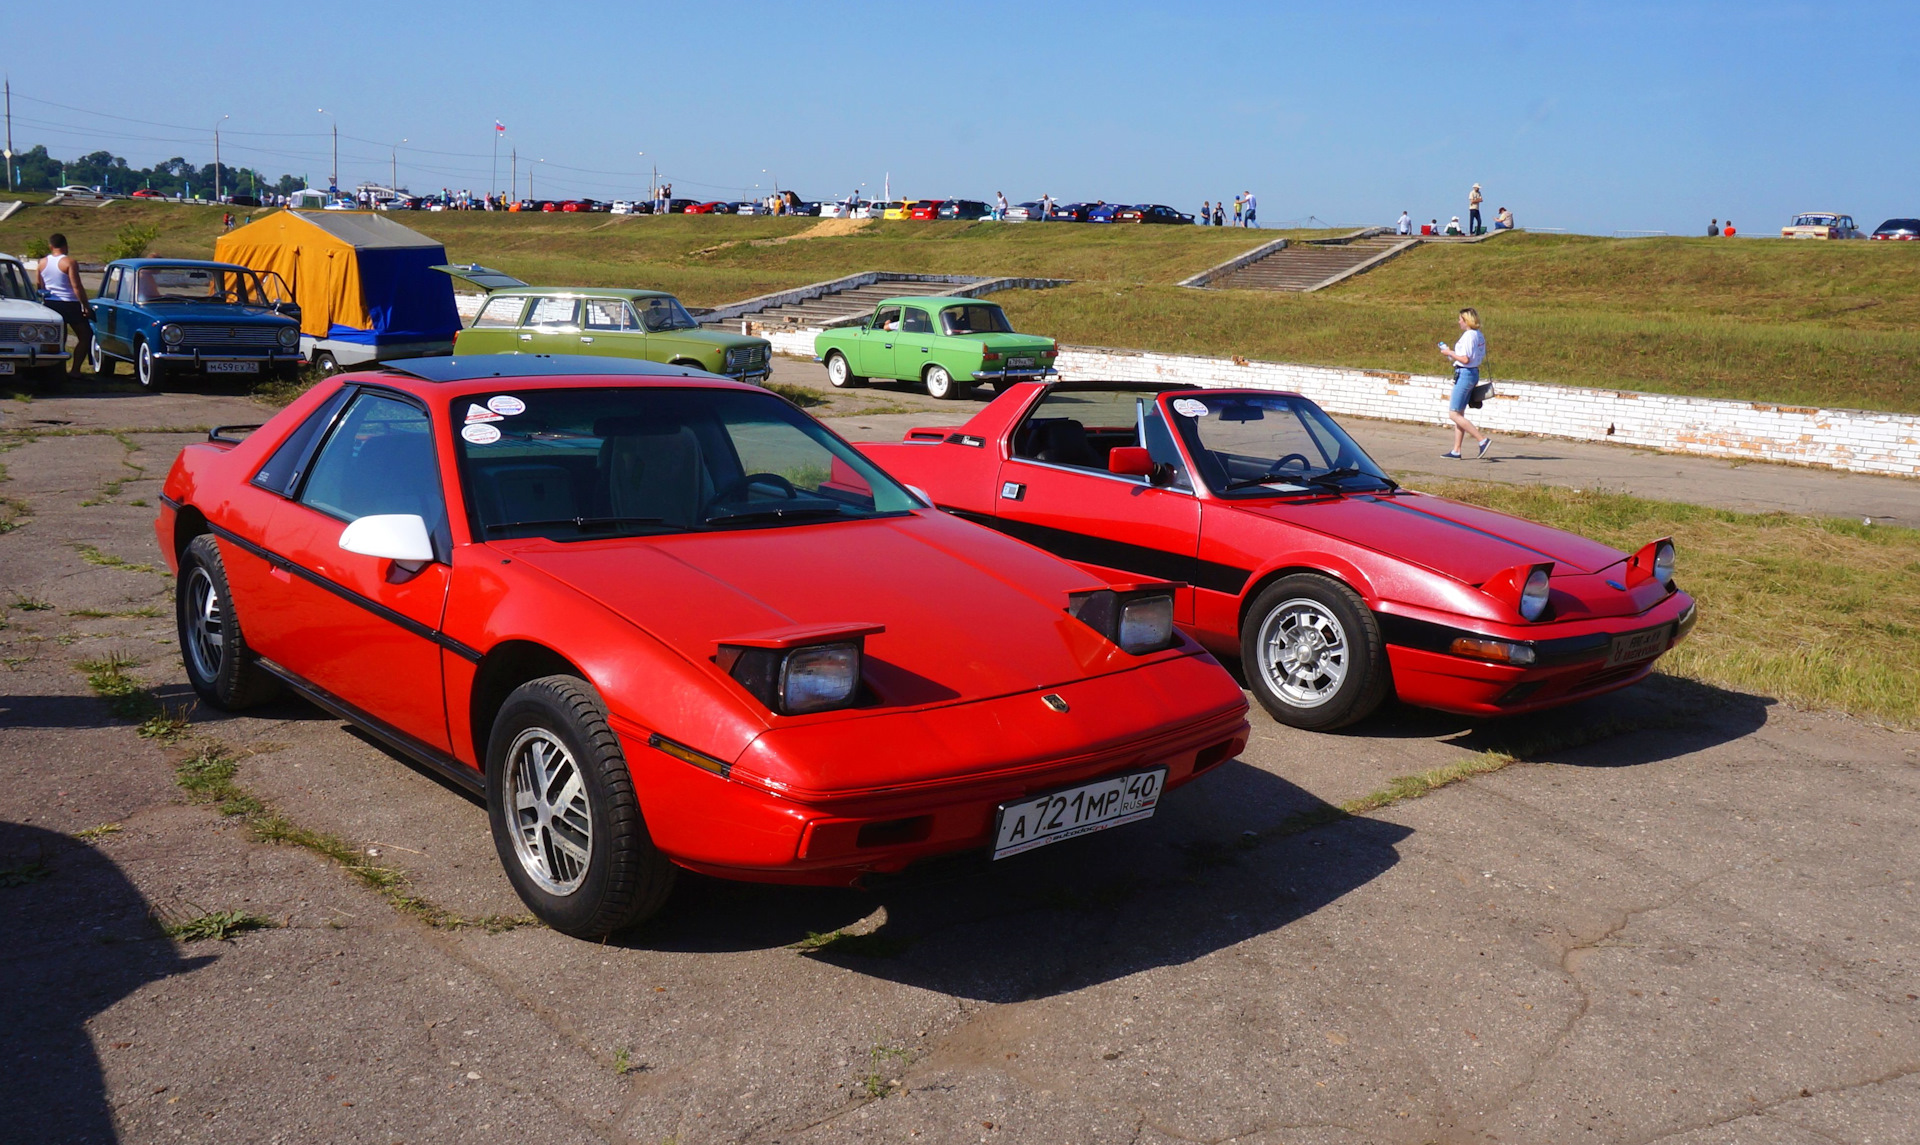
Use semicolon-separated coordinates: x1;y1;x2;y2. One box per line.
1010;390;1189;486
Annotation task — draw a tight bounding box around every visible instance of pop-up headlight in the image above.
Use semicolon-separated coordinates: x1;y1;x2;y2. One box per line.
715;623;883;715
1068;585;1180;654
1625;537;1677;587
1484;562;1556;623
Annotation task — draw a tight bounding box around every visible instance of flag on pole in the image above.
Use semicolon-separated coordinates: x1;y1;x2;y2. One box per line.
494;121;506;134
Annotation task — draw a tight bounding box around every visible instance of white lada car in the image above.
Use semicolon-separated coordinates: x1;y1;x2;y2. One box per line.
0;254;69;379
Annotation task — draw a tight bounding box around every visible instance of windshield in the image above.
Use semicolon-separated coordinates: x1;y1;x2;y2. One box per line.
1166;392;1394;496
1794;215;1837;227
940;304;1013;335
454;386;921;541
0;261;34;301
635;295;698;332
133;265;279;306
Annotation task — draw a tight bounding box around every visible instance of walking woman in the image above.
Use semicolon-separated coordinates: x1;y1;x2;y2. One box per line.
1438;307;1491;459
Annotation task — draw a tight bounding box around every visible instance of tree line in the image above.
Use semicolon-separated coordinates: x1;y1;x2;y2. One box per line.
6;145;306;198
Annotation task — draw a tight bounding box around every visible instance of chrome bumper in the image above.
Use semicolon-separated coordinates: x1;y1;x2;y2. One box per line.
972;366;1059;382
154;350;300;365
0;348;70;365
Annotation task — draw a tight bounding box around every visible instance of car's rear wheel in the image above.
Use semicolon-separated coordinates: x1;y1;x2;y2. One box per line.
824;350;864;388
88;339;115;377
176;534;282;710
134;339;166;390
312;350;339;376
925;364;967;400
486;675;676;938
1241;574;1388;730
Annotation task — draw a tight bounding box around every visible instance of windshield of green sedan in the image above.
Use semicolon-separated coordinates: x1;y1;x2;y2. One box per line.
453;386;922;541
0;261;35;300
939;304;1013;335
635;296;699;332
1167;392;1395;495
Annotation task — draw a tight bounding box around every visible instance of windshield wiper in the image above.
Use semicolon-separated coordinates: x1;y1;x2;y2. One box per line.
1303;467;1399;492
1222;466;1396;494
702;506;848;527
483;516;665;534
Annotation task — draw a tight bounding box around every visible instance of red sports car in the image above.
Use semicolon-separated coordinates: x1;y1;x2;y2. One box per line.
155;360;1248;938
907;200;949;220
860;382;1698;730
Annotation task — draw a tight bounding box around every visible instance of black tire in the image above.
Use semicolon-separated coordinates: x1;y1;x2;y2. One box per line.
176;533;282;710
824;350;865;388
486;675;676;938
924;363;968;400
134;339;167;390
1240;573;1388;730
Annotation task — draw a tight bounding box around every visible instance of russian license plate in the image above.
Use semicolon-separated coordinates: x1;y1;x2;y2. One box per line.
992;768;1166;860
1605;624;1672;668
0;362;13;375
206;361;260;374
1007;357;1035;369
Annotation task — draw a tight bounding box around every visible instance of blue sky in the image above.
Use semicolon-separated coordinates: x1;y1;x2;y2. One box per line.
7;1;1914;234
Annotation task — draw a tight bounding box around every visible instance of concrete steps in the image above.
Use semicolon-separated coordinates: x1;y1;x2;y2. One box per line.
1209;234;1415;292
701;271;1069;333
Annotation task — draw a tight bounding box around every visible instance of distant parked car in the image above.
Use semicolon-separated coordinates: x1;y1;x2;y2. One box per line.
1870;218;1920;241
1004;202;1050;222
666;199;698;214
907;200;948;220
1781;212;1865;240
1048;202;1095;222
882;201;916;220
383;196;424;211
937;200;993;220
0;252;69;379
226;194;262;208
88;259;302;388
818;199;865;219
685;201;729;215
435;266;773;385
561;199;601;213
55;185;109;202
730;201;760;215
1085;203;1130;224
783;200;820;217
131;188;164;200
815;296;1058;400
1115;204;1195;225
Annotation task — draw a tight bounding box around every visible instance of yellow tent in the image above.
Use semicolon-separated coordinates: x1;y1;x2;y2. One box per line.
214;211;458;345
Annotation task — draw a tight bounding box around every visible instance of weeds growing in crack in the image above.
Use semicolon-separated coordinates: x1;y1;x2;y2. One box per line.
70;606;164;619
173;744;536;934
73;822;124;842
795;929;913;959
1;859;53;887
9;592;53;612
137;701;196;743
74;543;162;576
157;905;279;942
77;652;160;720
80;432;148;507
862;1045;913;1100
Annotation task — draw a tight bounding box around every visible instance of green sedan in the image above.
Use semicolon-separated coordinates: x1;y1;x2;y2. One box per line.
814;296;1058;400
435;264;772;385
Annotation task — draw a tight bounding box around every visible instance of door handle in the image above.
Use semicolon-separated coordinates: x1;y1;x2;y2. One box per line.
518;333;532;342
883;343;893;349
921;346;931;353
579;336;594;343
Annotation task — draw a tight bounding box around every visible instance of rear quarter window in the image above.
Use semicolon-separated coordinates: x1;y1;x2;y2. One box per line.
474;296;527;328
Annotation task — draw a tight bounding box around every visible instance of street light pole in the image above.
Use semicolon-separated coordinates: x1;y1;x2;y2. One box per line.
391;138;406;199
213;114;229;203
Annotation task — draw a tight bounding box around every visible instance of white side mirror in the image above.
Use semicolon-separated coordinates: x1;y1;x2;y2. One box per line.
338;514;434;563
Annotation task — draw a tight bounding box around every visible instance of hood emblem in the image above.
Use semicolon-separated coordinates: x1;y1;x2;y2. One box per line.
1605;579;1626;591
1041;694;1070;713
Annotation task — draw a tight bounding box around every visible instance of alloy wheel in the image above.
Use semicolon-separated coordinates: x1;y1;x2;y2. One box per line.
1256;597;1350;708
505;728;594;896
182;566;224;684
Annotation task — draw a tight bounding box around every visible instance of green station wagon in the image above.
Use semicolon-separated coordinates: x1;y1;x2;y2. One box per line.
814;296;1058;399
435;264;772;385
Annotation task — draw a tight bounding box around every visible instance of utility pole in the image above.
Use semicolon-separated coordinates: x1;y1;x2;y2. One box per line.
510;148;517;202
213;114;228;203
317;108;337;191
4;78;13;192
391;138;406;199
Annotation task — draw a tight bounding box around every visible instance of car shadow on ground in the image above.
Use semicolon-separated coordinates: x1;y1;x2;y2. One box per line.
629;763;1410;1003
0;821;213;1144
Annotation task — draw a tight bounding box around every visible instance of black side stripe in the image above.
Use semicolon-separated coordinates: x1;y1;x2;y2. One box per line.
255;657;484;797
206;522;483;663
946;508;1252;596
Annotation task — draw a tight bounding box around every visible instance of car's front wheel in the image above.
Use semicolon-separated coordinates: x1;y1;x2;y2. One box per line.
486;675;676;938
824;350;864;389
1241;573;1388;730
134;339;166;390
89;339;115;377
176;534;281;710
925;364;967;400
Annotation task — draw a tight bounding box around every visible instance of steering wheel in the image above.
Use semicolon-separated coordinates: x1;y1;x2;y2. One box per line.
708;472;799;507
1269;454;1313;472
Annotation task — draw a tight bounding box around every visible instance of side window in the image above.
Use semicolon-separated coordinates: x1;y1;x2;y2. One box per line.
583;298;637;331
473;296;526;328
1142;403;1192;490
298;393;446;542
901;307;933;334
1012;390;1143;467
100;267;122;302
527;296;578;327
251;385;356;497
872;306;901;332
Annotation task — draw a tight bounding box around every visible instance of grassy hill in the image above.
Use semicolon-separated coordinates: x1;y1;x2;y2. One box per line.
3;202;1915;413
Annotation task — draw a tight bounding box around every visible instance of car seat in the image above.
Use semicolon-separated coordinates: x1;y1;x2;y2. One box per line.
595;423;705;528
474;464;578;527
1034;419;1095;468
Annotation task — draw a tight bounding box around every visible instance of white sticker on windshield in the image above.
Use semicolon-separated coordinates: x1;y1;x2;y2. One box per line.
1172;398;1209;418
464;402;502;424
461;422;501;445
487;395;526;417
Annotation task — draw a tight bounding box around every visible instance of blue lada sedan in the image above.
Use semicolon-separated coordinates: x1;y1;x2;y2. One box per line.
88;259;302;388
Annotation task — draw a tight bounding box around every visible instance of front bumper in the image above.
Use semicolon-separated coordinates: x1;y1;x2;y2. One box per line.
0;347;70;368
1379;590;1698;716
972;365;1059;382
154;349;302;367
617;653;1250;884
724;367;772;386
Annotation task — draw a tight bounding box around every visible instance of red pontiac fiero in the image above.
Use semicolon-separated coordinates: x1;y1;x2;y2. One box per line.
154;359;1248;938
860;382;1697;730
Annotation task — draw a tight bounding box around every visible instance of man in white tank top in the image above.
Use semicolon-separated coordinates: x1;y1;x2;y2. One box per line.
35;233;92;379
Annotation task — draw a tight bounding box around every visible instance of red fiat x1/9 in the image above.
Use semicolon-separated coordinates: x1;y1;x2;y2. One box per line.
861;382;1697;731
154;359;1248;938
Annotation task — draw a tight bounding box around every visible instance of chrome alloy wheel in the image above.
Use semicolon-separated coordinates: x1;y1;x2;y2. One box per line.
1256;597;1350;708
505;728;594;896
183;566;225;683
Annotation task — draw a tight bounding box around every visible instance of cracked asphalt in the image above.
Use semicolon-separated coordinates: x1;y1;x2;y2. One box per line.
2;374;1916;1145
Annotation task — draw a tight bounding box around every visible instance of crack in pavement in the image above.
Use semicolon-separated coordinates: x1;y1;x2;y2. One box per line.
1622;1062;1920;1145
